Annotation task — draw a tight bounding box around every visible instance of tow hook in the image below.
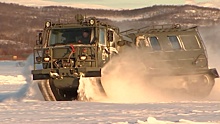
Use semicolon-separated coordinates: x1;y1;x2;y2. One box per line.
50;71;63;79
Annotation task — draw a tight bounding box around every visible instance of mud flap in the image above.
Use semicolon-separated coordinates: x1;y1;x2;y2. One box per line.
209;68;219;78
84;71;101;77
33;74;50;80
32;69;51;80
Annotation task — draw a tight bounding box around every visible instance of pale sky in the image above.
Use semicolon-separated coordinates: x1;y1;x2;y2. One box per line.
0;0;219;9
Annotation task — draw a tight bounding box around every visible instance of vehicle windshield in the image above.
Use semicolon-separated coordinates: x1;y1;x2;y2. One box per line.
49;28;93;46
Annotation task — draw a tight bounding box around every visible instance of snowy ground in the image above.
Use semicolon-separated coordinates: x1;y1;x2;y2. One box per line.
0;101;220;124
0;57;219;124
0;27;220;124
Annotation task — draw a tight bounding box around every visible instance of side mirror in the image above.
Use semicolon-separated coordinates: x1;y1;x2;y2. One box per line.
107;30;113;42
37;32;43;45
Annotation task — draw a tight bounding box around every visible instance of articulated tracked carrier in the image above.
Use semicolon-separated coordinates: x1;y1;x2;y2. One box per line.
32;14;218;101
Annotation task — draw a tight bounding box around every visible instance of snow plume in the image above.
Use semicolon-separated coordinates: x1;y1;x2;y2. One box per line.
21;54;44;101
98;47;193;103
0;56;31;102
0;54;43;102
78;77;106;101
199;26;220;101
97;28;220;103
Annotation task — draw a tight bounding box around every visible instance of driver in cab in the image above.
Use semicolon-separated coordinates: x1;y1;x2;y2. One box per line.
78;30;90;44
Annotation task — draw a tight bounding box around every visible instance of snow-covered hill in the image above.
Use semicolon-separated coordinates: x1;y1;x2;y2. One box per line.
1;2;220;59
0;40;31;49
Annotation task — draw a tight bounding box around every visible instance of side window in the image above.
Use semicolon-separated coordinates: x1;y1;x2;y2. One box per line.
168;36;181;50
49;32;56;45
180;35;200;49
49;31;63;45
99;28;106;45
149;36;161;50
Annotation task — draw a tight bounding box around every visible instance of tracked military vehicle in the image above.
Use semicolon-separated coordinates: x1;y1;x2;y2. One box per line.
122;24;219;97
31;15;125;101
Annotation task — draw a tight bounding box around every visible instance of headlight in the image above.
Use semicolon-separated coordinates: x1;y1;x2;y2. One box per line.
89;19;95;25
45;21;51;28
80;56;87;60
44;57;50;62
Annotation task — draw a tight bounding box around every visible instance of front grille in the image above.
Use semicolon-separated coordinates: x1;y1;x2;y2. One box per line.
33;45;98;70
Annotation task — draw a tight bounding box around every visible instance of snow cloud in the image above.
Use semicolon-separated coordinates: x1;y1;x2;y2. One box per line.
0;0;220;9
185;0;220;9
0;0;112;9
185;0;195;4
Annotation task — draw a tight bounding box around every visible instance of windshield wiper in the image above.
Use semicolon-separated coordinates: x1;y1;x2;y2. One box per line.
50;43;65;46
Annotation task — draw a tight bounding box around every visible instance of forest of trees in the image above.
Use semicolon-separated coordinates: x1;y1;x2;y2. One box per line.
0;2;220;59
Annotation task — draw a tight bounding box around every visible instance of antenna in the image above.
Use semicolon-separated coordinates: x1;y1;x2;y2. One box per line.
75;14;84;23
58;13;61;23
83;14;87;23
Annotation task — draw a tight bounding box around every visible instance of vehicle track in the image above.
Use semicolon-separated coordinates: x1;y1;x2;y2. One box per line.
38;80;56;101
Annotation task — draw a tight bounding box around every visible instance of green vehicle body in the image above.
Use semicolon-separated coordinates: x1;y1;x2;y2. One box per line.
32;14;218;101
122;24;219;97
31;15;125;101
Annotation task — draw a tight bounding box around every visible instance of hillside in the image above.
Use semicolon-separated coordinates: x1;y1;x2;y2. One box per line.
0;2;220;59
